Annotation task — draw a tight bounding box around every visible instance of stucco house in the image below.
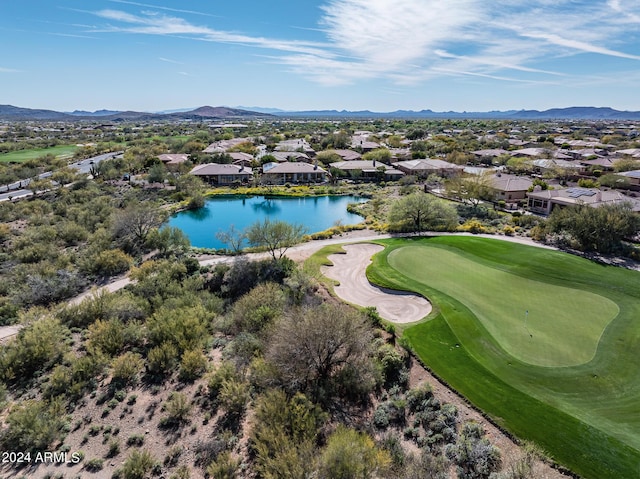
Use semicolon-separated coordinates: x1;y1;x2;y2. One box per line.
526;187;640;215
487;174;533;202
329;160;404;181
392;159;463;178
261;162;326;184
190;163;253;186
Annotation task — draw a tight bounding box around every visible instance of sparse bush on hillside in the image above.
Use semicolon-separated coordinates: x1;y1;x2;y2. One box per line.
0;398;68;453
120;449;157;479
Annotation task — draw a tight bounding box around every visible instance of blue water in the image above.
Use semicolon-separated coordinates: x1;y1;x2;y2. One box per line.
168;195;367;249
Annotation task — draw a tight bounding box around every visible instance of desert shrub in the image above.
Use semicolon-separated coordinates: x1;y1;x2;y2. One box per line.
121;449;157;479
377;343;409;388
228;282;285;334
206;451;240;479
178;348;208;382
87;318;125;356
207;362;238;401
317;426;391;479
0;316;69;384
457;219;488;234
250;390;326;479
0;398;67;452
146;304;209;354
218;379;251;417
445;422;501;479
146;342;179;377
13;268;84;307
111;352;144;387
160;392;192;428
106;438;121;458
163;445;182;466
85;458;104;472
126;434;145;447
90;249;133;276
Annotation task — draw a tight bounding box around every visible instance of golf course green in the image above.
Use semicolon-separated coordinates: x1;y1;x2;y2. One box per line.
365;236;640;479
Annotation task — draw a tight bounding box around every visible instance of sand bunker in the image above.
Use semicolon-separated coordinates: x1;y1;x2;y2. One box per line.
322;243;432;324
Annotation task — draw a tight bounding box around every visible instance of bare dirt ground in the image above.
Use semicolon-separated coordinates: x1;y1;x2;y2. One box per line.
321;243;432;323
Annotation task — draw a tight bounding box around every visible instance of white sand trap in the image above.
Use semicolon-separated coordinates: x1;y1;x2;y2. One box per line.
322;243;432;324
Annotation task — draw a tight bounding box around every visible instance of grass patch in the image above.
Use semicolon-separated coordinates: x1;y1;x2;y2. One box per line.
0;145;78;163
388;245;618;367
366;236;640;479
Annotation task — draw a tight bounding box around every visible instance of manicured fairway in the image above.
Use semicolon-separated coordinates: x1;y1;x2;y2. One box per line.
366;236;640;479
0;145;78;163
388;245;618;367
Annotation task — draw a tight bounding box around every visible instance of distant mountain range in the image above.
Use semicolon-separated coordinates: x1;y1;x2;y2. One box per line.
0;105;274;121
2;104;640;121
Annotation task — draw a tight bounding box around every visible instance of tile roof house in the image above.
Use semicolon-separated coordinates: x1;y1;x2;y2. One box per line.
261;162;326;184
332;149;362;161
329;160;404;181
487;174;533;202
228;152;254;165
270;151;311;163
190;163;253;185
203;138;252;153
275;139;316;156
392;159;464;178
158;154;189;166
526;187;640;215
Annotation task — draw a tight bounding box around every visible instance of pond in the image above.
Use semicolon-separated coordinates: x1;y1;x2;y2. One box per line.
168;195;368;249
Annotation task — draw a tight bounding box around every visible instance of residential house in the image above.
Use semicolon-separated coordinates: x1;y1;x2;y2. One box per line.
203;138;251;153
487;174;533;202
228;152;254;166
526;187;640;215
392;159;463;178
158;154;189;168
270;151;311;163
332;149;362;161
329;160;404;181
190;163;253;186
617;170;640;186
530;159;586;175
275;138;315;156
471;149;510;164
261;162;326;184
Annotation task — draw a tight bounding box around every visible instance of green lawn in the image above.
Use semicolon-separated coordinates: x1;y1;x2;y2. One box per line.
0;145;78;163
388;245;618;367
365;236;640;479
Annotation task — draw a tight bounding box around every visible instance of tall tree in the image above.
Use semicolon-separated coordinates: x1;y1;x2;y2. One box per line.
388;193;458;232
266;303;375;402
245;219;306;261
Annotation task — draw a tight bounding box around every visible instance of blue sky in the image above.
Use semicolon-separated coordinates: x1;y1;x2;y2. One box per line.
3;0;640;112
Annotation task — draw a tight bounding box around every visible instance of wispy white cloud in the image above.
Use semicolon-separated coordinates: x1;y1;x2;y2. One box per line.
159;57;183;64
108;0;221;18
0;67;21;73
79;0;640;88
90;9;332;57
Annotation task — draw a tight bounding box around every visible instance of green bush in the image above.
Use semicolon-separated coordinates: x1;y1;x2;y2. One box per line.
85;458;104;472
160;392;192;428
111;352;144;387
1;398;68;452
121;449;156;479
178;349;208;382
91;249;133;276
146;342;178;377
206;451;240;479
0;316;69;384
